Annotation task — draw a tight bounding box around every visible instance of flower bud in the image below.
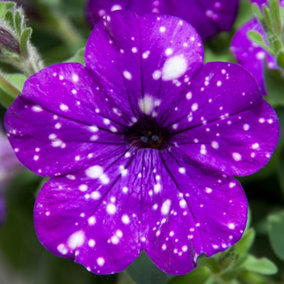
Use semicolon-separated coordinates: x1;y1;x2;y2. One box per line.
0;24;20;54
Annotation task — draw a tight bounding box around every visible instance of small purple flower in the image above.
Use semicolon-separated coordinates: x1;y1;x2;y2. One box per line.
86;0;240;39
5;12;279;275
230;0;284;94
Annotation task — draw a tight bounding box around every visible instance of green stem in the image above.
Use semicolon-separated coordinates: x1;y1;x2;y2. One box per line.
0;72;20;97
37;5;84;52
51;10;84;50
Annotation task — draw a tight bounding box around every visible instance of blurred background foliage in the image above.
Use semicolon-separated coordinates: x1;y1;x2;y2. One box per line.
1;0;284;283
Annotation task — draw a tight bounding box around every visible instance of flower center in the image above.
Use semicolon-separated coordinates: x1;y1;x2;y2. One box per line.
124;117;170;150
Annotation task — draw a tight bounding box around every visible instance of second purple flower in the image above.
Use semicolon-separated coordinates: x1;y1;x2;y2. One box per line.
86;0;240;39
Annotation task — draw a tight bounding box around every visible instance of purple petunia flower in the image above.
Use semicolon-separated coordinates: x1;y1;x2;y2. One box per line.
5;12;279;275
85;0;240;39
230;0;284;94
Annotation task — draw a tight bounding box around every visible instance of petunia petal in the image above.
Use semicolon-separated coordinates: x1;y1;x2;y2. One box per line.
5;63;127;176
34;144;143;274
144;148;247;275
163;62;279;176
85;0;239;39
85;11;203;119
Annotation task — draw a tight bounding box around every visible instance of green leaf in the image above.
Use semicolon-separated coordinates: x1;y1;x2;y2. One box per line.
4;73;26;91
269;0;282;34
265;67;284;106
14;9;23;36
0;72;22;99
239;271;271;284
277;145;284;196
240;255;278;275
247;31;272;53
262;5;282;53
277;49;284;69
263;6;274;35
167;267;211;284
3;2;16;11
20;27;32;57
0;3;6;18
65;47;85;65
267;210;284;260
0;86;14;107
4;10;14;28
252;3;264;24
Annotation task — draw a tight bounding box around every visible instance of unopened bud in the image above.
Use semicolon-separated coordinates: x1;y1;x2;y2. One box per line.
0;25;20;54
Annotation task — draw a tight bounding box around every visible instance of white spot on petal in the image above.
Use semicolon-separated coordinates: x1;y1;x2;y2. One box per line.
86;165;103;178
106;203;117;215
123;70;132;80
97;257;105;266
138;95;154;115
232;152;242;161
161;199;171;215
162;55;187;81
67;230;85;249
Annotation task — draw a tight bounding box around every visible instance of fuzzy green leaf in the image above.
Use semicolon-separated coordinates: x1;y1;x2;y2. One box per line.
4;10;14;28
247;31;272;53
252;3;264;24
268;210;284;260
20;27;32;57
0;3;6;18
14;9;23;36
240;255;278;275
269;0;282;34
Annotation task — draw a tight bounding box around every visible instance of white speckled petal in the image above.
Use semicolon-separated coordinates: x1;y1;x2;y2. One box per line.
34;145;142;274
85;11;203;119
143;148;247;275
166;62;279;176
5;63;126;176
